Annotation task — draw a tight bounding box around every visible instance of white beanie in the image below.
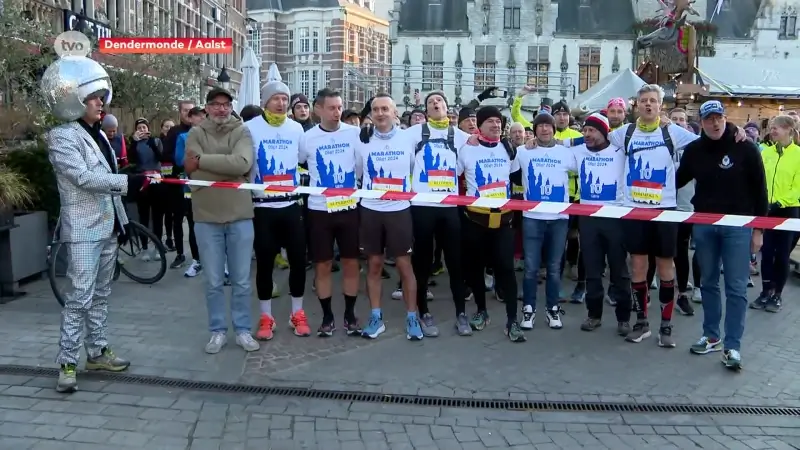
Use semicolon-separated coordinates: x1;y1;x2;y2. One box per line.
260;81;291;105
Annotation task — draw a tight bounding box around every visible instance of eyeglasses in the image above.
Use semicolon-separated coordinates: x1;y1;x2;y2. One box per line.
207;102;232;109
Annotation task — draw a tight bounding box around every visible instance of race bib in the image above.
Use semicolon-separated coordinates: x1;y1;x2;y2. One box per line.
326;196;357;213
478;181;508;199
630;180;663;205
427;170;456;192
373;177;404;192
512;183;525;196
160;164;173;176
262;174;295;197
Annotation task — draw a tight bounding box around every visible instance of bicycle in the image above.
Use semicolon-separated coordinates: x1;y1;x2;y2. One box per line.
48;219;167;307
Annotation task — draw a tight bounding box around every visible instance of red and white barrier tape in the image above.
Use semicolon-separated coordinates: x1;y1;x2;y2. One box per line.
157;178;800;232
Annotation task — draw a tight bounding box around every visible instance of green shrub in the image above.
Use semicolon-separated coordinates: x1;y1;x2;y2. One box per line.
2;143;59;225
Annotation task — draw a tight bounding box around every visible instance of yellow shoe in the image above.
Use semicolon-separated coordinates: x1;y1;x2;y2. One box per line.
271;282;280;299
275;254;289;270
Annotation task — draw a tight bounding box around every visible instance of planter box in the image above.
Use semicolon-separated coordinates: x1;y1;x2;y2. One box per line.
6;211;48;281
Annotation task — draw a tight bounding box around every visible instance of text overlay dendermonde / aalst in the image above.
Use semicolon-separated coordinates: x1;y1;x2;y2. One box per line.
98;38;232;54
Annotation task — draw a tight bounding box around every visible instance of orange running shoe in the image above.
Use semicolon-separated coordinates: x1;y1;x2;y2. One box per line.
290;309;311;337
256;314;275;341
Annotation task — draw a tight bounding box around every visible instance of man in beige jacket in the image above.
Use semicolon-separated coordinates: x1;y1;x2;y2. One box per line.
183;87;259;354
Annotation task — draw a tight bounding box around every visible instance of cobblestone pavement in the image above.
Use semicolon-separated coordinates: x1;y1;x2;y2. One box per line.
2;258;799;407
1;375;800;450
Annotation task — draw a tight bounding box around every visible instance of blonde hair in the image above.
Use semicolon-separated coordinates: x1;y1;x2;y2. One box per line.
771;115;800;143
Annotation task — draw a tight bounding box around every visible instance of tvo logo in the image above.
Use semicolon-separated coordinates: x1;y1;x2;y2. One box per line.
53;31;92;57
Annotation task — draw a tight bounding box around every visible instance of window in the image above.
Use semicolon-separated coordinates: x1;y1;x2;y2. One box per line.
288;30;294;54
248;26;262;57
311;71;319;98
324;28;332;52
474;45;496;91
347;29;358;56
299;28;310;53
526;46;550;93
312;30;319;53
503;0;521;30
578;46;601;93
300;70;310;98
286;72;294;91
421;44;444;91
780;9;798;39
324;70;331;87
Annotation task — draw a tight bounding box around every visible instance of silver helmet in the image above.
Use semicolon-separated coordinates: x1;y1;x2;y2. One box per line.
39;56;113;122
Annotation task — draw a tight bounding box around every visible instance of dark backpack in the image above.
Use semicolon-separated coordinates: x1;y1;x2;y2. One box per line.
623;123;675;159
415;123;456;155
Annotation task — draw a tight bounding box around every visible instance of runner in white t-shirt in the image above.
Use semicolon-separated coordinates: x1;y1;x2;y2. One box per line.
247;80;310;341
298;89;362;338
354;94;422;341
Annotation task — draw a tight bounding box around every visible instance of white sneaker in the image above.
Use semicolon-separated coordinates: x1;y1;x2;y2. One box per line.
152;248;161;261
184;260;202;277
484;273;494;291
520;305;535;330
546;305;563;329
426;290;434;301
204;332;227;354
691;287;702;304
140;251;152;262
391;288;403;300
235;332;260;352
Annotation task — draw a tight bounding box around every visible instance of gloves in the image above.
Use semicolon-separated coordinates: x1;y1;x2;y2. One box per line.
117;223;131;246
359;125;374;144
477;86;499;102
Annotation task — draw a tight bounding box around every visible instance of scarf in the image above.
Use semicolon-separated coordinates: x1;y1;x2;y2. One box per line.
265;111;286;126
428;117;450;129
477;132;500;144
636;118;660;133
536;137;556;148
373;125;398;140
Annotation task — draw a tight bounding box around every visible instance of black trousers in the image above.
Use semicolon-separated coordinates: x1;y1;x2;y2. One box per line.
185;198;199;260
164;184;187;255
136;184;164;249
253;204;307;299
462;214;516;324
676;223;700;291
411;206;465;316
579;217;631;322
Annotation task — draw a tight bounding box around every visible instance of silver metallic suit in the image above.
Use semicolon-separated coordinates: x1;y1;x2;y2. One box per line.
41;56;130;366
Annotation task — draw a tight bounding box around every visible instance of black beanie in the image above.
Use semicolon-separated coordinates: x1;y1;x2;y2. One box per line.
533;112;556;135
552;101;570;115
476;106;503;128
458;108;476;124
290;93;309;111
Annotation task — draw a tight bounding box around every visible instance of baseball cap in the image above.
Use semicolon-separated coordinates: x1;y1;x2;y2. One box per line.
188;106;205;117
699;100;725;119
206;87;233;103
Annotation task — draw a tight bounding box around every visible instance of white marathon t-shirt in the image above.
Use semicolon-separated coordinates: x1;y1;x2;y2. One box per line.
609;123;698;208
457;143;512;201
246;116;305;209
356;129;415;212
511;144;577;220
407;123;470;207
299;123;361;213
571;143;625;206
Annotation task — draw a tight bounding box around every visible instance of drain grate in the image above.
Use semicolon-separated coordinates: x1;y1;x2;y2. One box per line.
1;364;798;416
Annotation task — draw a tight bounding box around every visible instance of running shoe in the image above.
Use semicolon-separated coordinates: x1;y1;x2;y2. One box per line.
505;322;526;342
361;314;386;339
722;349;742;370
520;305;535;330
455;313;472;336
469;310;490;331
690;336;722;355
184;260;202;277
406;316;423;341
289;310;311;337
256;314;275;340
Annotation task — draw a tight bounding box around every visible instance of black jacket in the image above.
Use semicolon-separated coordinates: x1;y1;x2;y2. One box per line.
676;122;768;217
162;122;192;164
126;136;163;170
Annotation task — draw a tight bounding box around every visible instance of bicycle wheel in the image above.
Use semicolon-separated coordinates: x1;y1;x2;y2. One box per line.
118;220;167;284
48;242;68;307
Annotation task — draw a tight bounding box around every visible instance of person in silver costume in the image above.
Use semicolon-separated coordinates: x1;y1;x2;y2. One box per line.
41;56;152;393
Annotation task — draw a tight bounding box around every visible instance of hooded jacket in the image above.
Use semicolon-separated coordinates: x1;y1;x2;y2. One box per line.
184;115;255;223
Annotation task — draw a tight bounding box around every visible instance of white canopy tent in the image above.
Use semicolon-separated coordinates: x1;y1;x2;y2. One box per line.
568;69;647;114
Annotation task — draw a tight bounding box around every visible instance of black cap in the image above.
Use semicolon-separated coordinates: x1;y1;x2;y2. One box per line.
552;101;570;115
134;117;149;128
290;93;309;109
206;87;233;103
533;112;556;134
342;110;360;122
476;106;503;128
458;108;476;124
188;106;205;117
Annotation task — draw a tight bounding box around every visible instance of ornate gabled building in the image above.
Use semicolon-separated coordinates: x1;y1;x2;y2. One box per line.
389;0;636;113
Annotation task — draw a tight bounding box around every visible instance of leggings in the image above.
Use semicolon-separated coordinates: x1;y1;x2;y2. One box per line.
411;206;465;316
185;198;199;260
761;229;794;294
136;185;164;249
676;223;701;291
165;184;187;255
462;216;516;324
253;204;307;299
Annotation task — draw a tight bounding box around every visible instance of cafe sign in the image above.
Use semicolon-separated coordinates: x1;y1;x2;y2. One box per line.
63;9;112;40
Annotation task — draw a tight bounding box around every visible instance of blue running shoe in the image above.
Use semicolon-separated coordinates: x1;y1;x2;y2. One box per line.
406;316;423;341
361;315;386;339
